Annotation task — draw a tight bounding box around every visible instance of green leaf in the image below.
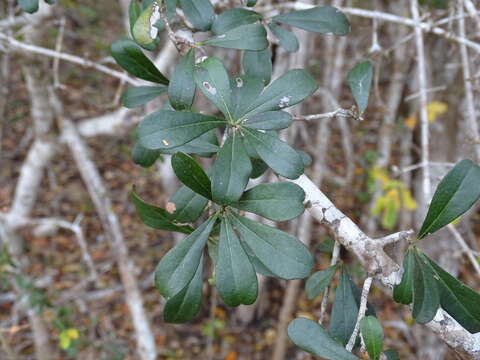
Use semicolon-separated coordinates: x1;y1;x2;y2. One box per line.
169;49;196;111
393;248;414;304
421;252;480;333
131;189;193;234
178;0;215;31
129;0;142;36
211;133;252;204
122;86;167;108
250;158;268;179
273;6;350;35
318;238;335;253
111;39;169;84
268;23;299;53
245;0;257;6
229;214;313;279
155;216;216;298
287;318;360;360
19;0;39;13
169;185;208;223
216;218;258;306
203;24;268;51
194;57;233;119
347;61;373;114
360;316;384;360
243;111;292;130
131;142;161;167
137;110;225;150
412;250;440;324
230;76;264;120
305;264;338;300
384;349;400;360
330;268;359;345
171;152;212;199
242;128;304;179
211;8;261;35
233;182;305;221
132;2;160;45
243;69;318;117
242;49;272;85
163;258;203;323
160;130;219;156
418;159;480;239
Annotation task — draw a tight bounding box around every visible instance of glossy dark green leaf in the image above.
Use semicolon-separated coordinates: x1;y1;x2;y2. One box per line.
412;250;440;324
384;349;400;360
242;48;272;85
360;316;384;360
243;69;318;117
163;259;203;323
288;318;360;360
131;142;161;167
230;214;313;279
111;39;169;84
137;110;225;150
129;0;142;36
347;61;373;114
179;0;215;31
242;128;304;179
233;182;305;221
211;133;251;204
131;189;192;234
245;0;257;7
194;57;233;118
19;0;39;13
306;264;338;300
250;158;268;179
203;24;268;51
393;248;414;305
160;130;219;156
169;49;196;110
230;76;264;120
418;159;480;239
211;8;261;35
216;218;258;306
243;111;292;130
273;6;350;35
122;86;167;108
421;252;480;333
169;185;208;223
155;216;216;297
268;23;299;52
171;152;212;199
330;268;359;345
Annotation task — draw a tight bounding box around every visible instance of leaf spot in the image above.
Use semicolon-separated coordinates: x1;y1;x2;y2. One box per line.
166;202;176;214
235;77;244;88
217;34;226;39
162;139;169;146
279;96;291;108
203;81;217;95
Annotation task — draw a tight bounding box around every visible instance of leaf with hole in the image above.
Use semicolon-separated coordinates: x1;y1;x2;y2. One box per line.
171;152;212;199
305;264;339;300
137;110;225;150
216;218;258;306
347;61;373;114
242;48;272;85
418;159;480;239
131;189;192;234
232;182;305;221
229;214;313;279
160;130;219;156
163;258;203;323
169;49;196;110
122;86;167;108
155;216;216;298
272;6;350;35
287;318;360;360
211;8;261;35
230;76;264;120
360;316;384;360
111;39;169;84
132;2;160;45
211;133;251;204
203;24;268;51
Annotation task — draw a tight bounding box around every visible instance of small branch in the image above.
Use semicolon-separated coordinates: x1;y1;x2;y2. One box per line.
448;224;480;277
346;276;373;352
294;107;361;121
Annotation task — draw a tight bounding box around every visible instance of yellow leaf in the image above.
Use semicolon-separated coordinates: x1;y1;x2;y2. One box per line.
405;114;417;129
59;331;71;350
401;188;417;210
427;101;448;122
66;328;79;340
